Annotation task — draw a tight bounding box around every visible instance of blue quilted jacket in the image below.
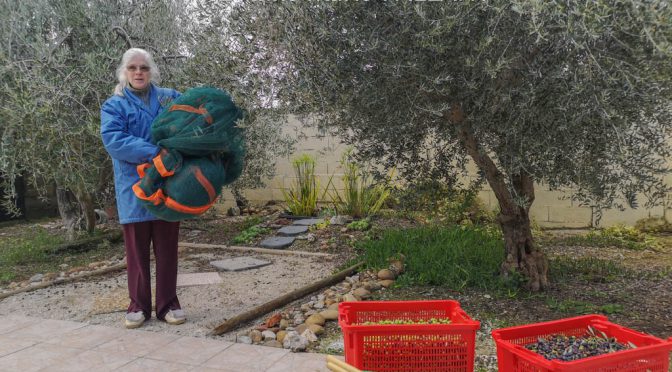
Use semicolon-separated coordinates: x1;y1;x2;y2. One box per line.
100;84;181;224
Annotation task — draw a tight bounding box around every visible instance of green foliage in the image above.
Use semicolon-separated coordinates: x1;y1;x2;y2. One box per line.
0;228;64;267
283;154;320;217
392;180;497;226
549;256;627;283
358;225;505;290
635;217;672;234
329;149;393;218
558;225;659;251
241;215;264;230
545;298;624;315
347;218;371;231
232;225;270;245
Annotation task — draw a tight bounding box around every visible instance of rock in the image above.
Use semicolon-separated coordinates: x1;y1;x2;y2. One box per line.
279;319;289;330
319;309;339;321
260;236;295;249
308;324;324;335
237;335;252;344
295;323;308;335
300;302;313;312
305;313;325;326
364;281;382;291
378;280;395;288
314;300;325;309
345;275;359;284
8;282;18;289
278;226;309;236
329;215;350;225
264;340;283;348
340;227;348;233
353;288;371;300
293;218;324;226
325;298;337;306
304;310;316;317
211;257;272;272
326;337;345;353
306;233;317;242
328;303;340;311
301;329;318;342
293;315;305;325
343;294;358;302
261;330;277;340
249;329;263;343
283;331;309;352
377;269;396;280
59;264;69;269
276;330;288;343
29;274;44;283
389;259;405;274
227;206;241;216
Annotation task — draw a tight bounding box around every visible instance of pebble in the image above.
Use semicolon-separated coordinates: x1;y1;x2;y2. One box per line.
261;330;277;340
249;329;263;343
276;330;288;343
353;288;371;300
237;335;252;344
283;331;309;352
319;309;339;321
314;300;325;309
301;329;318;342
308;324;324;335
377;269;396;280
305;313;325;326
279;319;289;330
343;294;358;302
264;340;283;348
378;280;395;288
29;274;44;283
295;323;308;335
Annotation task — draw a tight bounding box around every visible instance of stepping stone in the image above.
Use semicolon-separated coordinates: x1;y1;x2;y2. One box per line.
260;236;295;249
176;272;223;287
278;225;309;236
293;218;324;226
210;257;272;272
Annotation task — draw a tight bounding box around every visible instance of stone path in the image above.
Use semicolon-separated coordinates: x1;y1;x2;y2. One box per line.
0;314;340;371
260;218;333;250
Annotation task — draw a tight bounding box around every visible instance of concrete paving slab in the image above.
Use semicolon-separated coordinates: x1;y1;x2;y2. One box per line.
210;257;272;272
260;236;295;249
176;272;223;287
277;225;309;236
292;218;324;226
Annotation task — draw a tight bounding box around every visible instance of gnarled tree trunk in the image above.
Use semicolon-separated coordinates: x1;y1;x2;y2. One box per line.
452;105;548;291
56;187;79;241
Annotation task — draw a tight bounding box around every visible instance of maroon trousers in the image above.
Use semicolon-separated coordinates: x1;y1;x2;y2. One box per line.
122;220;181;320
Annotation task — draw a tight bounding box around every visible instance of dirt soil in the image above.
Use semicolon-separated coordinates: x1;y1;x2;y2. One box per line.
1;209;671;371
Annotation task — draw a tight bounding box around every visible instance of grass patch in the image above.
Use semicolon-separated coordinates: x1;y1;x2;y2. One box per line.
551;225;659;251
549;256;628;283
358;225;505;291
232;225;270;245
0;225;124;285
545;298;624;315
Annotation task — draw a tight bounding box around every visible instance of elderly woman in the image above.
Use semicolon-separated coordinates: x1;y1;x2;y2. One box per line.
100;48;186;329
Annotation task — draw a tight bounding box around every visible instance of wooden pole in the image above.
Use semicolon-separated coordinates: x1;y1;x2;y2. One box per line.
209;261;364;336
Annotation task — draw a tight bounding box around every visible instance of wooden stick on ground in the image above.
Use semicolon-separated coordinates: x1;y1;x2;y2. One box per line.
209;261;364;336
326;355;361;372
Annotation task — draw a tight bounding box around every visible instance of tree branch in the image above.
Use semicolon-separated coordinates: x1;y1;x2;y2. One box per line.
112;26;132;48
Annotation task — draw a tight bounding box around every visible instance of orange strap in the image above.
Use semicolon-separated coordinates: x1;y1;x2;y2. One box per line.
132;183;166;206
136;163;151;178
193;167;216;201
165;197;217;215
153;154;175;177
169;104;213;124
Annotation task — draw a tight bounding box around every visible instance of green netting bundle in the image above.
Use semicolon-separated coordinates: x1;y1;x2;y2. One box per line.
133;87;245;221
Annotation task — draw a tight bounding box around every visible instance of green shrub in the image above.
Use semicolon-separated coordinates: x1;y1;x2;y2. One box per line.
241;215;264;230
232;225;270;244
328;149;393;218
558;224;659;251
347;218;371;231
390;180;497;225
634;217;672;234
358;225;505;290
283;154;319;217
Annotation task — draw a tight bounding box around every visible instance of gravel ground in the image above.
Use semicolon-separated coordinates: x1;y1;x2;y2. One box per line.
0;245;341;341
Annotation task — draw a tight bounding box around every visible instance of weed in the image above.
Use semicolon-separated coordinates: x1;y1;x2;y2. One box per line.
232;225;270;244
357;225;505;291
283;154;319;217
347;218;371;231
545;298;623;315
549;256;627;283
241;216;263;230
555;225;659;251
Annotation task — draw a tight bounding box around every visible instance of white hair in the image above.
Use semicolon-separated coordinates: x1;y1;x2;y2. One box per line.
113;48;161;96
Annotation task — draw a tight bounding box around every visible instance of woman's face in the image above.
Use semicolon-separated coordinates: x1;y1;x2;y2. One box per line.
125;56;151;90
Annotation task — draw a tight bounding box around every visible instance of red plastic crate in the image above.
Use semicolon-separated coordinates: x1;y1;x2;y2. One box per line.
338;300;480;371
492;314;672;372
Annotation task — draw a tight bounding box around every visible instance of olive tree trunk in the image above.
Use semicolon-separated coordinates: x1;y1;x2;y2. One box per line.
56;187;79;241
453;107;548;291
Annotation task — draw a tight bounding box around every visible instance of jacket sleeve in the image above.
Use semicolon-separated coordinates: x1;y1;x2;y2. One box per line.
100;99;160;164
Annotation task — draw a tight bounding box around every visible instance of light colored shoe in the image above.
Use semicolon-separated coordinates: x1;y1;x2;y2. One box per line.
165;309;186;325
125;311;145;329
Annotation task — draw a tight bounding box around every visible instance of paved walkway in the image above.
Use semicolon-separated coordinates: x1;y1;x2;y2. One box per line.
0;315;339;371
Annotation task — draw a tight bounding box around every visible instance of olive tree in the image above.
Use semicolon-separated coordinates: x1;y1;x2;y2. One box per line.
222;1;672;290
0;0;189;238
